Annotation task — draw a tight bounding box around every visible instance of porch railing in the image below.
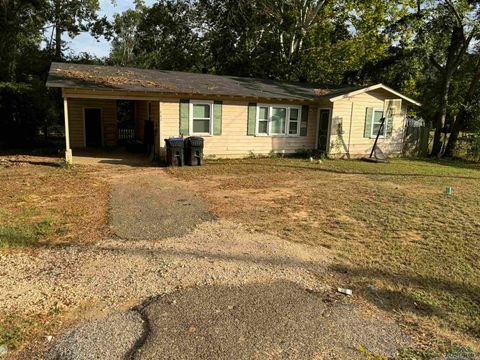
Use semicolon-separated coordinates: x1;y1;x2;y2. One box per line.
118;128;135;141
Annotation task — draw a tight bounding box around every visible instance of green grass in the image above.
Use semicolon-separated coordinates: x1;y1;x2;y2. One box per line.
167;157;480;351
184;157;480;177
0;317;35;350
0;217;57;248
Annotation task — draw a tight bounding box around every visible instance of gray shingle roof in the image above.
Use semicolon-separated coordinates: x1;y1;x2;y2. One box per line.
47;62;360;102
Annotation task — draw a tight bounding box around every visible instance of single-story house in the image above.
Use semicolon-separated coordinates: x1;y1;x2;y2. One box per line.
46;62;421;163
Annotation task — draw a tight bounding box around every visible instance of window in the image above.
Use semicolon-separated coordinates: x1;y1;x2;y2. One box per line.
190;101;213;135
256;104;301;136
371;109;386;137
258;106;269;134
288;108;299;135
271;107;286;135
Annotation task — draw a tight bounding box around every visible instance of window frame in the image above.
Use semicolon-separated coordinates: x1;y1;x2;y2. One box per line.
189;100;214;136
257;105;270;135
255;104;302;137
370;108;386;138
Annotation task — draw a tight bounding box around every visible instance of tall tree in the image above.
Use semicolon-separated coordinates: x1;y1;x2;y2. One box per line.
444;53;480;156
110;8;143;67
129;0;202;71
0;0;45;81
197;0;415;81
425;0;478;157
43;0;110;60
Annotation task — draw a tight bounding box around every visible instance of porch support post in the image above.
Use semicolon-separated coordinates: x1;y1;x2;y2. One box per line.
63;97;73;164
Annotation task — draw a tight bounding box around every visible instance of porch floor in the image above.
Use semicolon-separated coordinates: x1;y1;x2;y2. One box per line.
72;147;153;167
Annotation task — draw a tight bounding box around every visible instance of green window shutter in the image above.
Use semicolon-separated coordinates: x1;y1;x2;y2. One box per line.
247;102;257;136
364;107;373;138
300;105;309;136
179;99;189;136
213;101;223;135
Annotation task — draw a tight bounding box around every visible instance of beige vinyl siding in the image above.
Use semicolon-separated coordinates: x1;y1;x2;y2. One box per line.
63;87;411;158
67;98;117;147
159;99;318;158
159;98;180;143
329;89;407;157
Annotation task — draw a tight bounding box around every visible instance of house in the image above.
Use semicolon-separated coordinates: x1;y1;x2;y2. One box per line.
46;62;421;163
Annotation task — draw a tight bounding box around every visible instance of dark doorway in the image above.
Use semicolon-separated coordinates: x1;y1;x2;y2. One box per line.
317;109;330;153
117;100;136;145
85;108;102;147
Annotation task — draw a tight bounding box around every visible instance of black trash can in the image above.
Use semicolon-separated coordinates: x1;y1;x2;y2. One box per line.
184;136;204;166
164;138;185;166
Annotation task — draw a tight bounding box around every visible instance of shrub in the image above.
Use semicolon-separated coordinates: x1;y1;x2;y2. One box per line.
294;148;325;159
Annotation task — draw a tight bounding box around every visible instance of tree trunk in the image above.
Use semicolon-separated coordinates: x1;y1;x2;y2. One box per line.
429;24;470;157
8;41;17;82
443;111;464;157
55;25;62;61
444;58;480;157
54;0;62;61
431;75;451;157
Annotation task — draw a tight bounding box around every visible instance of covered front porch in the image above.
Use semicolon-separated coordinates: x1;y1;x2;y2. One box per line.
62;96;159;164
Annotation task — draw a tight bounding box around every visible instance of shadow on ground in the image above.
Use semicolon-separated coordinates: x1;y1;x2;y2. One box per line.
331;263;480;341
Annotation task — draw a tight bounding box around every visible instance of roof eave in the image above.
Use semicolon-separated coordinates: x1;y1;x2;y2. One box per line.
51;84;317;103
328;84;421;106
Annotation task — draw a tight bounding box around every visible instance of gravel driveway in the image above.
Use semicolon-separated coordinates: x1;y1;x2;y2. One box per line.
4;168;412;359
110;172;213;240
135;282;410;360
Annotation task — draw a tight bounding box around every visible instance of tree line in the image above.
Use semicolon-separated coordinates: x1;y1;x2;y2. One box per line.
1;0;479;158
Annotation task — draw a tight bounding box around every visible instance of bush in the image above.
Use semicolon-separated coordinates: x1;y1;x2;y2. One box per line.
455;134;480;161
294;148;326;159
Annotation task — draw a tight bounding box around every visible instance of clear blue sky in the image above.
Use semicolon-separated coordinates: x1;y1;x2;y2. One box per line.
65;0;155;58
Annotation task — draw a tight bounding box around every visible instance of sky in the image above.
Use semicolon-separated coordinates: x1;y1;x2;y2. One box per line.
64;0;155;58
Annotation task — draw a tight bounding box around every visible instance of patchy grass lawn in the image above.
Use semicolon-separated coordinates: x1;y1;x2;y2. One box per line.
167;157;480;353
0;156;109;248
0;156;110;352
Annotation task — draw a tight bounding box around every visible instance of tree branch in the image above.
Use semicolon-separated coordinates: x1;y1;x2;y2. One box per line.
430;56;444;72
445;0;463;27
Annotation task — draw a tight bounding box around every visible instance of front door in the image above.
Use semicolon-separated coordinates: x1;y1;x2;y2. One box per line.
85;108;102;147
317;109;330;153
